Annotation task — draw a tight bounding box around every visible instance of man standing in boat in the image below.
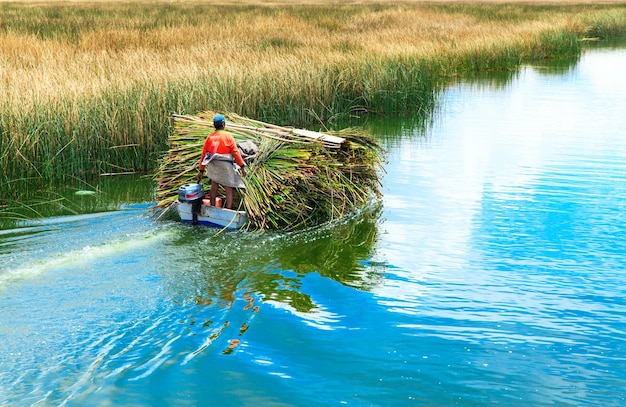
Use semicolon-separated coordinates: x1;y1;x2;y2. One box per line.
196;114;247;209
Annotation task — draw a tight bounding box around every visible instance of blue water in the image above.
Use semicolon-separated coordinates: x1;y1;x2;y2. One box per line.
2;47;626;406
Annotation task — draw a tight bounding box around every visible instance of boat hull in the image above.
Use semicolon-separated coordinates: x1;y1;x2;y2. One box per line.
177;201;247;229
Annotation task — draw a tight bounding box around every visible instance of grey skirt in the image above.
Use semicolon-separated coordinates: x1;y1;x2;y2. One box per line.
205;157;245;188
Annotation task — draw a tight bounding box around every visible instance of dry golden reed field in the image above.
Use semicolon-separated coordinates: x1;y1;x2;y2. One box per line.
1;0;625;198
2;0;624;110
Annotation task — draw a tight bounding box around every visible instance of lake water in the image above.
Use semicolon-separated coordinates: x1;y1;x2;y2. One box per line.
1;46;626;406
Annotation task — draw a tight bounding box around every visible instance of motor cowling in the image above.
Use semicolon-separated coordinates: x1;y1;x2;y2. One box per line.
178;183;205;203
178;184;205;225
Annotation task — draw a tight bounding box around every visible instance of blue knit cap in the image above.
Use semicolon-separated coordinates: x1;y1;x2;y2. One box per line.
213;114;226;127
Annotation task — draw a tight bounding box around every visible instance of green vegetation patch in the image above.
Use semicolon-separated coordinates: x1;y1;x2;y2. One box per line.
1;1;626;203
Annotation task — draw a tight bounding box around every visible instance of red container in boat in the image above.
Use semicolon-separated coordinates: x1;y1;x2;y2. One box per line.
202;197;222;208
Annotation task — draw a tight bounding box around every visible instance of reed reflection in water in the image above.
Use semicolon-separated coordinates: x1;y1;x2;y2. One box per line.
2;46;626;406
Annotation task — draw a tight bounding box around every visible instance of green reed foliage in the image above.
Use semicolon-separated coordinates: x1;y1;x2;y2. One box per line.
582;9;626;39
154;112;384;230
2;1;626;202
1;58;432;200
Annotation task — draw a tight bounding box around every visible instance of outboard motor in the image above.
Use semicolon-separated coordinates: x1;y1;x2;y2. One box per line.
178;183;205;225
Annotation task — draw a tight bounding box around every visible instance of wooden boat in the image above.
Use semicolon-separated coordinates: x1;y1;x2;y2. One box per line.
177;183;247;229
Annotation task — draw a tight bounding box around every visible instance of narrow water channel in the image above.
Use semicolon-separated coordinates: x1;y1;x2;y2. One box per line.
1;45;625;406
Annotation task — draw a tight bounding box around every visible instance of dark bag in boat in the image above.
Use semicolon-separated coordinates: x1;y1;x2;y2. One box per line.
237;140;259;165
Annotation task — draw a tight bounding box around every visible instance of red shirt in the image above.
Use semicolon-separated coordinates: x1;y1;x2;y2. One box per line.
199;130;245;171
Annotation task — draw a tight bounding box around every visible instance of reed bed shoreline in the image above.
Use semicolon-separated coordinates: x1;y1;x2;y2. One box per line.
1;1;626;203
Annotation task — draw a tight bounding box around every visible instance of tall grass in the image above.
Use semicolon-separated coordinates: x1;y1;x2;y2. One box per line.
1;1;626;201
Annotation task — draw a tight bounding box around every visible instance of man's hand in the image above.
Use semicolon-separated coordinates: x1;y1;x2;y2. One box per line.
196;170;203;181
241;167;247;177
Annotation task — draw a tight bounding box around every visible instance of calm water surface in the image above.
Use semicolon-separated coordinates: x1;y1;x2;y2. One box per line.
1;47;626;406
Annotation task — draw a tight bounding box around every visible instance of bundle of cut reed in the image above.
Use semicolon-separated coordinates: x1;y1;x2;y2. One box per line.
153;112;385;231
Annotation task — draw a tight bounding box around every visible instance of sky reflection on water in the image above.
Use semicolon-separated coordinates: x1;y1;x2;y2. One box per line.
2;46;626;406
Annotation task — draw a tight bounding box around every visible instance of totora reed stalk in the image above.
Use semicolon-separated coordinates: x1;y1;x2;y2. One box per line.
154;112;385;231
